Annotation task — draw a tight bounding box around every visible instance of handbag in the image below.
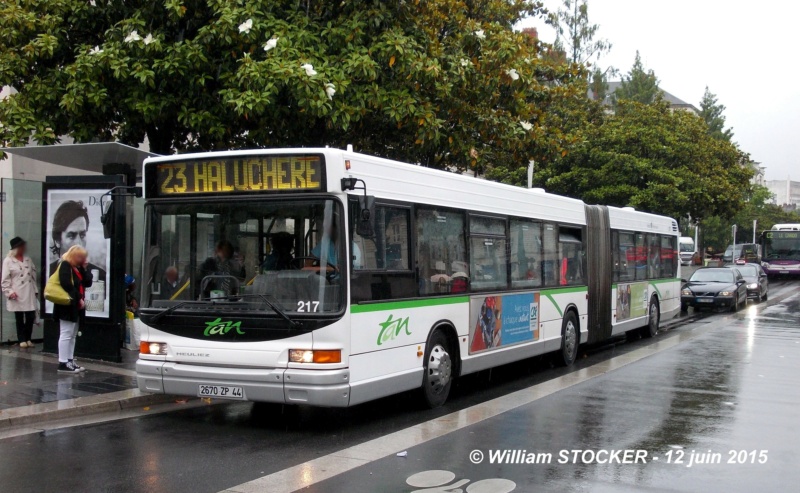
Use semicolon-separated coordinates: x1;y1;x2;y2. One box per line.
44;262;72;306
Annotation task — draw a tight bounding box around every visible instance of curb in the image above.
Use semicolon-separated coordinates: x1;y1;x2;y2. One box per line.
0;390;181;429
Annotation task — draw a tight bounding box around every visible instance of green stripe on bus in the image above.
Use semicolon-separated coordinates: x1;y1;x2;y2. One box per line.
543;293;563;317
351;285;588;316
540;286;587;317
649;283;662;298
351;296;469;314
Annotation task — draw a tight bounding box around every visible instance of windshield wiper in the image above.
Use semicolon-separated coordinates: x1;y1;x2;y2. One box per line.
254;294;300;328
150;300;195;323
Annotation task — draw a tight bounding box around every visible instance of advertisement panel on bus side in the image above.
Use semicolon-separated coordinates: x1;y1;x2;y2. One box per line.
469;292;540;354
615;282;648;321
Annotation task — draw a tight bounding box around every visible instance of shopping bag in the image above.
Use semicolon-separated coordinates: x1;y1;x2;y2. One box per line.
124;311;142;350
44;263;71;305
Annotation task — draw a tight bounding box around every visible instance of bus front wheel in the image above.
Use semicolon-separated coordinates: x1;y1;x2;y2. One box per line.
420;330;454;408
558;311;580;367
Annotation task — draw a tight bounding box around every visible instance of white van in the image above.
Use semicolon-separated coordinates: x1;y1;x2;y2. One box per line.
679;237;695;265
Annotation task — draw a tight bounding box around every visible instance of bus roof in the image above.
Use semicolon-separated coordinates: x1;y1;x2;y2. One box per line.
144;148;678;234
771;224;800;231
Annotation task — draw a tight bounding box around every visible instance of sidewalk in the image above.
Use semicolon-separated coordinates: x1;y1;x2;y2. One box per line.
0;345;176;428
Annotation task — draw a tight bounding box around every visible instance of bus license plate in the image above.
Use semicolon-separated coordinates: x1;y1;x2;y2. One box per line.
696;297;714;303
198;385;244;400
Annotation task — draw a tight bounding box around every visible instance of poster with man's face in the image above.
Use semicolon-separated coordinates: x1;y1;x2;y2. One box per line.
45;189;111;318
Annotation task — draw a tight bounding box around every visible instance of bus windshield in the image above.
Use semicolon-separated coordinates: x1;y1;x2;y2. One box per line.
141;198;345;316
763;232;800;261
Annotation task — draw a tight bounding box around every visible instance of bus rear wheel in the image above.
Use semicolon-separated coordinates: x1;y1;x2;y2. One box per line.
420;330;453;408
641;297;660;338
558;311;580;366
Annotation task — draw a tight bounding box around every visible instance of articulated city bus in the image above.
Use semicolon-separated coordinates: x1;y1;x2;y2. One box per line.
136;149;681;408
761;224;800;277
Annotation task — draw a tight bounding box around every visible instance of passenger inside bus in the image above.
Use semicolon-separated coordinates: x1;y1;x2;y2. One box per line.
198;240;244;298
159;266;187;300
261;232;295;272
311;221;362;271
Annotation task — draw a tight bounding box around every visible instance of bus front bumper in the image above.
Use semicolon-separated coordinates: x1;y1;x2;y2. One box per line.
136;359;351;407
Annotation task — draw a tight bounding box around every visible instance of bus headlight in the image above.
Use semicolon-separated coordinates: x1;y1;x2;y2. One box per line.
140;341;168;355
289;349;342;364
762;262;770;269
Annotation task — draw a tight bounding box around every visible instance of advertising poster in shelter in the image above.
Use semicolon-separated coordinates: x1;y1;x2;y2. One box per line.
44;189;111;318
469;292;539;353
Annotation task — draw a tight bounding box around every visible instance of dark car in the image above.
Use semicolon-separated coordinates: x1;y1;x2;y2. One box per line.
681;267;748;312
723;243;760;264
725;263;769;302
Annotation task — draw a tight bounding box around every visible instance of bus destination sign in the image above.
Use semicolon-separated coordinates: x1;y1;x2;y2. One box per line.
765;231;799;239
152;155;324;196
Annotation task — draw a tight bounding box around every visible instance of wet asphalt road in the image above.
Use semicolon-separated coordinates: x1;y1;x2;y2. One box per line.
0;283;798;493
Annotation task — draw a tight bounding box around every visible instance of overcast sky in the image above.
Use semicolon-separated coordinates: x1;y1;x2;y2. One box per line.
519;0;799;181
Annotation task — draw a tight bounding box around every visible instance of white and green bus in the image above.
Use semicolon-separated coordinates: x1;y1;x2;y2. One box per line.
136;148;681;408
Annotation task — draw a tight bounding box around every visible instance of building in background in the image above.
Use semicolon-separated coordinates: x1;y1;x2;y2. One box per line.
749;163;766;186
590;82;700;115
765;178;800;209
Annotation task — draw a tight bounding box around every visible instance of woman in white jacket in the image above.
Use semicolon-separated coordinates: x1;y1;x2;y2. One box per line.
1;237;39;348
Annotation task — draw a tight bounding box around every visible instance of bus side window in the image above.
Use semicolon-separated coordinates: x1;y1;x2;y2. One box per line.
660;235;675;278
352;206;410;271
647;234;661;279
611;231;620;283
542;223;558;286
635;233;647;281
618;232;635;281
416;208;467;296
558;227;584;286
510;220;542;288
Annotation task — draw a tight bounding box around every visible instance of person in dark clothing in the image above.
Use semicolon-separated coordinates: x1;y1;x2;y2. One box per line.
160;266;186;300
125;274;139;315
261;232;295;272
53;245;93;374
198;240;243;298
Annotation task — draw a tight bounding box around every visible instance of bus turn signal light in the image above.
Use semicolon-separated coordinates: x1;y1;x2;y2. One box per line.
289;349;341;364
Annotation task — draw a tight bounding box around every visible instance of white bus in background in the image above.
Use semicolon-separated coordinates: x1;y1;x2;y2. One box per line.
771;224;800;231
679;237;696;265
135;149;681;408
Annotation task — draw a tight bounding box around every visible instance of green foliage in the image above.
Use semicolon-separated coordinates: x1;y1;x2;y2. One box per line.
613;51;659;105
700;185;799;251
542;99;753;222
552;0;611;66
0;0;586;175
589;67;607;100
699;86;734;142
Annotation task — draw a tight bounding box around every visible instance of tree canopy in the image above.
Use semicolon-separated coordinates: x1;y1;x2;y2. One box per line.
542;99;752;221
553;0;611;66
0;0;587;173
613;51;659;105
699;86;734;142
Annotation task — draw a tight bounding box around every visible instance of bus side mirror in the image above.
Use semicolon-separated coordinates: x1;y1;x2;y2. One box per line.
356;195;375;238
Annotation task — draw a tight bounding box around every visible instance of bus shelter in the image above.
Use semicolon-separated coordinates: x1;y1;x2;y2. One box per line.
1;143;156;361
